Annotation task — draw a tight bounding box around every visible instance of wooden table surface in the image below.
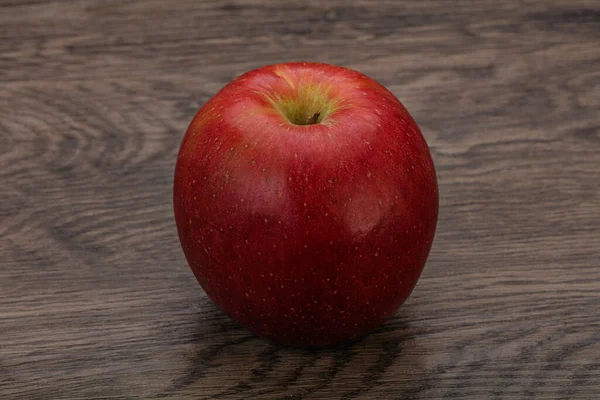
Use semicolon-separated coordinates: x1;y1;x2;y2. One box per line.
2;1;599;399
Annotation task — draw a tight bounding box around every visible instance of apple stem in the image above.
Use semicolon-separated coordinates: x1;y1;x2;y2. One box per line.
307;112;320;125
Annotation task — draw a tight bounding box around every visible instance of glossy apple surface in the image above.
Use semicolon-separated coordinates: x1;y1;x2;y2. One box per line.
174;62;438;346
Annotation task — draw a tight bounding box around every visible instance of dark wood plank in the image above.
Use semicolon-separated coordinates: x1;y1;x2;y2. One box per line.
1;0;599;398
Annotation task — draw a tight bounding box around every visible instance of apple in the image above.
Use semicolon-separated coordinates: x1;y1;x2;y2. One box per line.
173;62;438;346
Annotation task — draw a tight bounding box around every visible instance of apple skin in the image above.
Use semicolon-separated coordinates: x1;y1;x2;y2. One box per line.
174;62;438;346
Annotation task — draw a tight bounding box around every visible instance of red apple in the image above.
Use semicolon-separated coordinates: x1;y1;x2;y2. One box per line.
173;62;438;346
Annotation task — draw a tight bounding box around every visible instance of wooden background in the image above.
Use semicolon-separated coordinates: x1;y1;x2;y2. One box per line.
1;0;599;398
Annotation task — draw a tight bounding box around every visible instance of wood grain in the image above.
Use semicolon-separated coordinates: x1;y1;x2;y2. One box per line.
1;0;599;398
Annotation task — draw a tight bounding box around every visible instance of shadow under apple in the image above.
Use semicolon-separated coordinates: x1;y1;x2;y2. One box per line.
160;299;428;399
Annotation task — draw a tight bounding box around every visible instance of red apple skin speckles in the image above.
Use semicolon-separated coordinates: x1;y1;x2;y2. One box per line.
173;62;438;347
